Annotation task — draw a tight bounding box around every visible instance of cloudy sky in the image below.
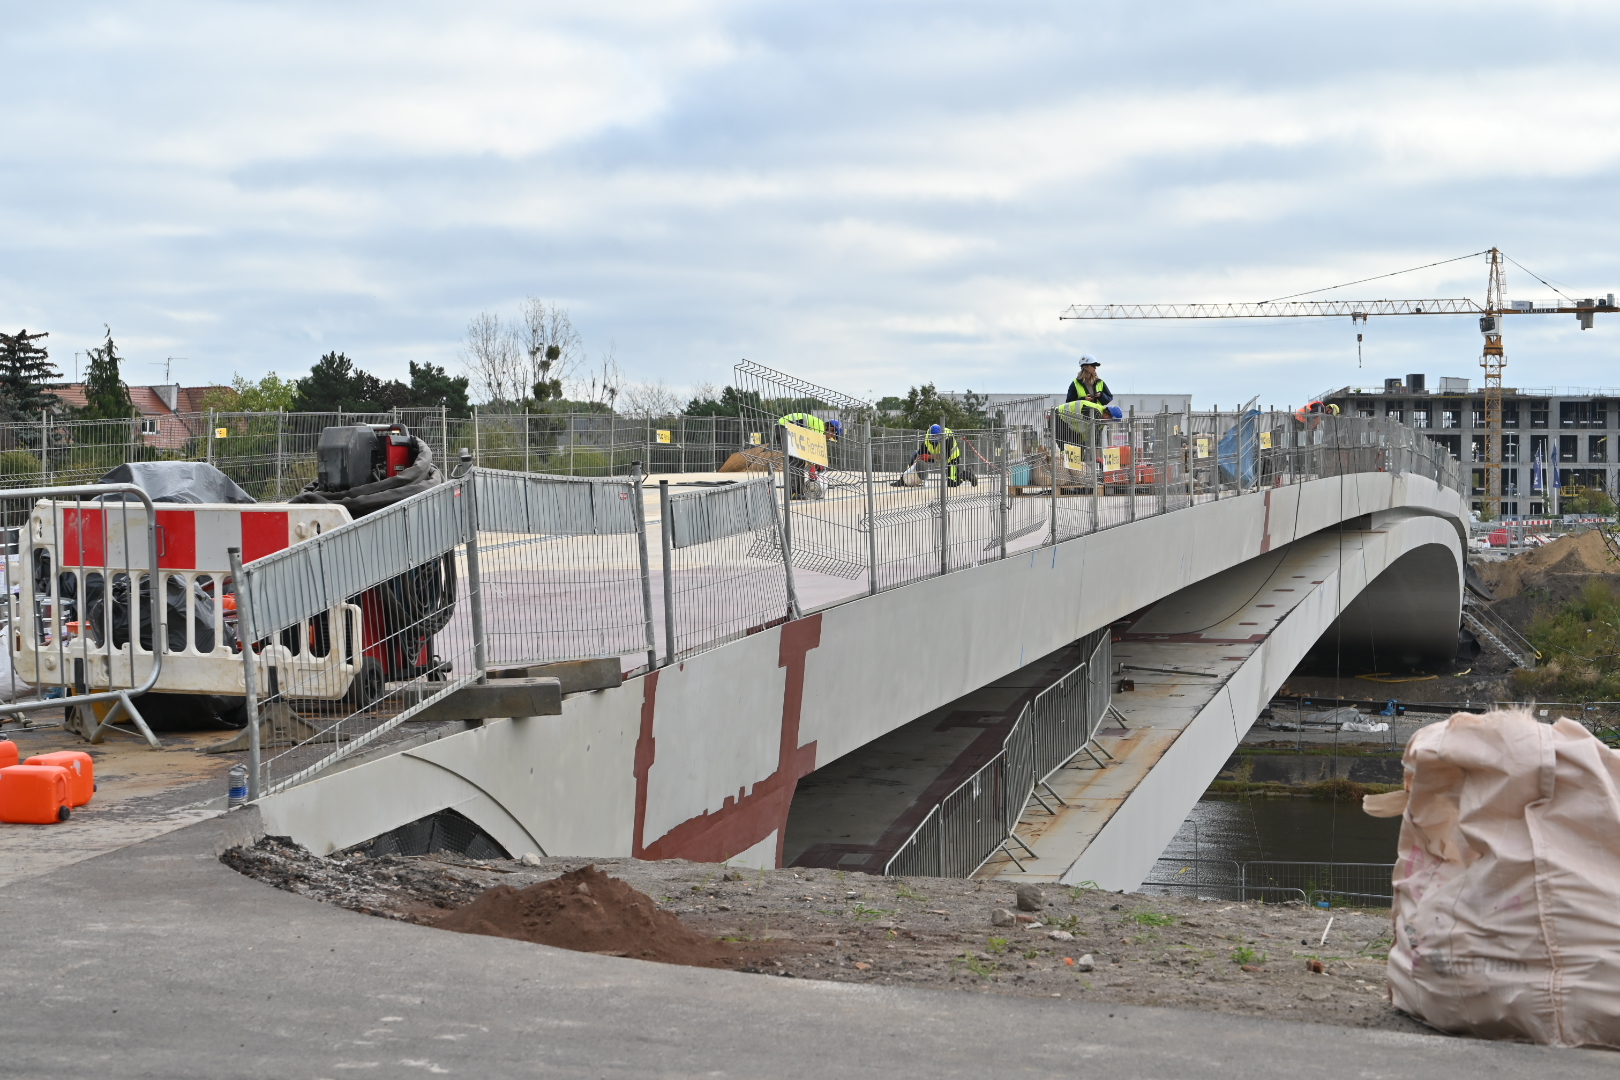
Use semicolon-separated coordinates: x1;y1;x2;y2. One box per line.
4;0;1619;408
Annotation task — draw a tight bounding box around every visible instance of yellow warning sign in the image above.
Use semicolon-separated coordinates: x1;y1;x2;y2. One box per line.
215;427;229;439
1195;436;1212;459
656;429;673;445
749;432;763;446
1258;431;1273;450
1062;443;1086;472
1101;447;1123;473
782;424;828;467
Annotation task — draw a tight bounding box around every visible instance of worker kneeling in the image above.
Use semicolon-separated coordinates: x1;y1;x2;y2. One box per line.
907;424;976;487
777;413;841;499
1294;400;1340;426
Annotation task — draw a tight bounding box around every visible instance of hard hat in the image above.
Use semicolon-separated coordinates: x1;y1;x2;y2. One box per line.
929;423;943;435
1327;404;1340;415
826;419;843;438
1105;405;1123;420
1079;354;1100;367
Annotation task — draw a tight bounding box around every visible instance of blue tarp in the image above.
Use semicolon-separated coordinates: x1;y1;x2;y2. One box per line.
1217;409;1262;488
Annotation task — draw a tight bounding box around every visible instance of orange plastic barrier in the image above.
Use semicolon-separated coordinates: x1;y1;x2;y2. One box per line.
25;751;94;807
0;741;16;769
0;765;72;824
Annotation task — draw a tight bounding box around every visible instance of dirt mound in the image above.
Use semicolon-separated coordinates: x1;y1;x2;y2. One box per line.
435;864;745;967
718;448;780;473
1476;530;1617;599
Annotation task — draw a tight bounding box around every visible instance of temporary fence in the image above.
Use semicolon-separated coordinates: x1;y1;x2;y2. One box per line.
0;368;1469;797
883;627;1112;878
1141;857;1396;906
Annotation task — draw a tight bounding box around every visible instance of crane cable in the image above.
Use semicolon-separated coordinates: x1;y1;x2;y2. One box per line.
1258;249;1491;305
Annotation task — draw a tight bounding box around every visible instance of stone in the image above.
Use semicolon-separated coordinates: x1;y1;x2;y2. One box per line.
519;852;543;866
1076;953;1095;971
1013;913;1038;924
853;962;871;971
1047;929;1075;942
1307;958;1326;974
991;908;1017;927
1015;884;1046;911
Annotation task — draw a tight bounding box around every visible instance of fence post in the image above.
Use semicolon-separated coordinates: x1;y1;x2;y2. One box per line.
773;430;801;620
631;462;658;672
1128;406;1137;523
441;406;449;466
938;428;949;577
461;464;488;683
1049;410;1059;547
1095;417;1108;531
659;480;676;666
228;547;261;799
207;408;215;466
863;421;878;595
472;405;480;466
524;413;531;474
38;411;48;484
275;409;285;498
999;437;1009;562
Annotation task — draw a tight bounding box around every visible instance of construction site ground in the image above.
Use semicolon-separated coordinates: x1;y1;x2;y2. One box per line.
226;837;1429;1035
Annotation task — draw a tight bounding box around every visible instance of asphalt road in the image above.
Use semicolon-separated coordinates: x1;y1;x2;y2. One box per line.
0;811;1608;1079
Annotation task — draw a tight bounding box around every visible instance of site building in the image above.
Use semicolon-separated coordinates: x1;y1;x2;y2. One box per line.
1321;375;1619;518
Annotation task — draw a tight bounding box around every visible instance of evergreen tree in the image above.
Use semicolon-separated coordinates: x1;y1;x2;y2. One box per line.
0;330;61;424
409;361;471;415
293;352;383;411
81;331;136;421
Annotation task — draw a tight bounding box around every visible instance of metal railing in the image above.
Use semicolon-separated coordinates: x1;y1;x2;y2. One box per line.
1;367;1468;797
883;627;1111;878
1141;857;1396;906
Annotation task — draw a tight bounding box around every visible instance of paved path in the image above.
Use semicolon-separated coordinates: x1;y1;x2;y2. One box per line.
0;811;1607;1078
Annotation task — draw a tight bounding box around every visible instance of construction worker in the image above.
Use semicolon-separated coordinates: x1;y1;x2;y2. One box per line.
1066;356;1114;418
1294;401;1340;425
911;424;974;487
777;413;841;498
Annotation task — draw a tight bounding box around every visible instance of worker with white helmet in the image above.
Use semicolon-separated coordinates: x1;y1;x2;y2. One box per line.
1067;356;1114;418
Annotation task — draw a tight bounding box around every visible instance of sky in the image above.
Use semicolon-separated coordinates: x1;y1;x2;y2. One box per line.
4;0;1620;409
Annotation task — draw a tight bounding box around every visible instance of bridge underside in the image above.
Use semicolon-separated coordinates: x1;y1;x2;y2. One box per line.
978;508;1460;889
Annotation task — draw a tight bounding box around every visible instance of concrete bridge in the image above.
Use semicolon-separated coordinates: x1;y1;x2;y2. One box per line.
258;445;1466;889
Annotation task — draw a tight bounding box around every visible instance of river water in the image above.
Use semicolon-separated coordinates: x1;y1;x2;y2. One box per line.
1142;796;1403;904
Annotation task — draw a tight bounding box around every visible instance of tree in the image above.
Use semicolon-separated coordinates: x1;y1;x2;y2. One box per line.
619;380;682;419
81;331;136;421
518;299;581;402
406;361;470;415
0;329;61;424
460;312;524;405
896;383;974;432
293;352;387;411
686;385;761;417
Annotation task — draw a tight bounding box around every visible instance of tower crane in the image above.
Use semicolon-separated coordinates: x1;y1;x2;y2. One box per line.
1059;248;1618;518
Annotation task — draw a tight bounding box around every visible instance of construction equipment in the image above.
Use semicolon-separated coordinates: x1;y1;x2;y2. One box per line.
1060;248;1618;517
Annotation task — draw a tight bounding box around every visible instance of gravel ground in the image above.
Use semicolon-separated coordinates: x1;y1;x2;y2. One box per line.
225;838;1425;1034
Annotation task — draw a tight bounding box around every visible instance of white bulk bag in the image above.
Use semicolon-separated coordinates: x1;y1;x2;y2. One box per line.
1365;709;1620;1047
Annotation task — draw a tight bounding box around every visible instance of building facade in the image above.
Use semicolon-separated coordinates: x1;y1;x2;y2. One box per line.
1322;375;1618;517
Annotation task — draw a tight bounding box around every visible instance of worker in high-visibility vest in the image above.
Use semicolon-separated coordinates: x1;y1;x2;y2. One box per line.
911;424;974;486
1294;400;1340;424
777;413;842;499
1066;356;1114;418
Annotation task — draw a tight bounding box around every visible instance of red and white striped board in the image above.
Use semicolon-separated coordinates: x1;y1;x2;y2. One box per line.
48;503;353;572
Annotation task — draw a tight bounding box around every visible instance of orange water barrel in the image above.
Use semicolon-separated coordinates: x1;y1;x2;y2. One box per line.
0;741;16;769
25;751;94;807
0;765;71;824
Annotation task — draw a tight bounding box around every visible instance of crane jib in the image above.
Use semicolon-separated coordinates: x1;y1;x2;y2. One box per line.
1059;299;1618;319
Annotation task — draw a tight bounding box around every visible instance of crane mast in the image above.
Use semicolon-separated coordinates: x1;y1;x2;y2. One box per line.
1480;248;1506;518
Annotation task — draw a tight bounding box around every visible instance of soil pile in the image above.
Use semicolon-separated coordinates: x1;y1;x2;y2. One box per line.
1477;530;1617;600
436;864;742;967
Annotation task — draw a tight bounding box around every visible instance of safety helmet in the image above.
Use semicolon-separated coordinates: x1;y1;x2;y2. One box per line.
1079;354;1099;368
929;423;943;436
826;419;843;439
1105;405;1123;420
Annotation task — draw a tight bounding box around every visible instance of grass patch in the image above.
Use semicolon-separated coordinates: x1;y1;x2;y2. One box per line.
1124;911;1176;927
1230;945;1266;966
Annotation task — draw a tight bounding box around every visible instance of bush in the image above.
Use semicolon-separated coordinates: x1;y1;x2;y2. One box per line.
1513;580;1620;701
0;449;41;481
